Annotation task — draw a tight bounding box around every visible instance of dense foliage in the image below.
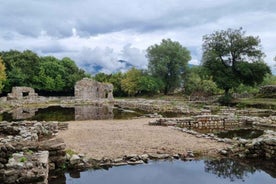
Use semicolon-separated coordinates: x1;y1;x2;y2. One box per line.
202;28;271;94
94;68;162;97
0;50;86;95
147;39;191;94
0;57;6;93
184;66;221;96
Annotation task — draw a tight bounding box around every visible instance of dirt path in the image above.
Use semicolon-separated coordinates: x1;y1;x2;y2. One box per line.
57;118;228;160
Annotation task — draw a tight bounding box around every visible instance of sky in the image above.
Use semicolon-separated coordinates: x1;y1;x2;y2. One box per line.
0;0;276;74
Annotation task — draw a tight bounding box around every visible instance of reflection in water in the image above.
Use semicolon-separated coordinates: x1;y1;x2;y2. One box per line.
216;129;264;139
49;159;276;184
0;105;148;121
75;105;113;120
204;159;256;181
12;107;37;120
31;106;75;121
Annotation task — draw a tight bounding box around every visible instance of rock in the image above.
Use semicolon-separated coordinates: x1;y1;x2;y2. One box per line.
113;158;124;163
139;154;149;162
219;149;228;156
187;151;194;157
127;160;144;165
70;154;81;165
112;162;128;166
173;154;180;159
125;154;138;160
148;153;170;160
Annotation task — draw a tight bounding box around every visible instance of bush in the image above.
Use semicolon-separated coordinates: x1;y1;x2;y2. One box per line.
218;94;234;106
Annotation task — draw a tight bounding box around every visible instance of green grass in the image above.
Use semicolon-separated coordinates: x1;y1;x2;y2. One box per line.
19;157;27;162
65;149;77;157
237;98;276;109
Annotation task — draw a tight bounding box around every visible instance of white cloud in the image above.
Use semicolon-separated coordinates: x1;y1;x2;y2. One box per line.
0;0;276;73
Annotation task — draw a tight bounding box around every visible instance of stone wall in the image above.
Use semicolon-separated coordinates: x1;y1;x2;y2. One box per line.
74;78;113;100
0;121;68;184
7;87;38;101
259;85;276;98
149;115;241;132
230;130;276;160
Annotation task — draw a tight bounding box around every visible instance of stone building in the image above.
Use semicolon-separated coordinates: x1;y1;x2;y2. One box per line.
7;86;38;100
74;78;113;100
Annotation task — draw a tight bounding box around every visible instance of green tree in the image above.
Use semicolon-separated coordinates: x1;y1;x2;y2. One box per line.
202;28;271;95
137;74;163;96
94;72;110;83
60;57;86;93
147;39;191;95
185;66;220;96
0;56;6;93
121;68;142;96
0;50;86;95
121;68;163;96
109;72;126;97
0;50;40;92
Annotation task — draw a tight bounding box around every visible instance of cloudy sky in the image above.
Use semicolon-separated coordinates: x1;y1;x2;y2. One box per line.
0;0;276;74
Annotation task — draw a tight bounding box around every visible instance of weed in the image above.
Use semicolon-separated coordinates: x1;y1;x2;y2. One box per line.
66;149;76;157
20;157;27;162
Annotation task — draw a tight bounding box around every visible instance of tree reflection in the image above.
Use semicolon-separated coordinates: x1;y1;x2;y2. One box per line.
204;159;256;181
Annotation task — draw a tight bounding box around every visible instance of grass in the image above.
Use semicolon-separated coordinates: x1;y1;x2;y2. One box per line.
237;98;276;109
66;149;77;157
19;157;27;163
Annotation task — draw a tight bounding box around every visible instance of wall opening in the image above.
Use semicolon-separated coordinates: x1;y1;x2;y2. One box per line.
22;92;29;97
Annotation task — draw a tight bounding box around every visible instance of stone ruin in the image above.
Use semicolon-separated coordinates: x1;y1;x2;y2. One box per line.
229;130;276;160
7;87;38;101
74;78;113;100
259;85;276;98
0;121;69;184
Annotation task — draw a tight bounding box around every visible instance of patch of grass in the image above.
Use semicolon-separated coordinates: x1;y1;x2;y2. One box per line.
25;150;34;155
237;98;276;109
20;157;27;163
65;149;77;157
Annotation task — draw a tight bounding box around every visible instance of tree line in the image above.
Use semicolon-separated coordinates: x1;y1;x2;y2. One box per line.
95;28;273;99
0;28;274;99
0;50;87;96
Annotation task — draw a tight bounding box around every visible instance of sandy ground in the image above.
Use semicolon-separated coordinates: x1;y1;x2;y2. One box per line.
57;118;228;160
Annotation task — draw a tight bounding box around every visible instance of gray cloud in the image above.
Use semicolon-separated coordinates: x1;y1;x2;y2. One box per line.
0;0;276;73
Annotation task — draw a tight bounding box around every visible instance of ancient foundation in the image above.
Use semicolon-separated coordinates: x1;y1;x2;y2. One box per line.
0;121;68;184
7;87;38;101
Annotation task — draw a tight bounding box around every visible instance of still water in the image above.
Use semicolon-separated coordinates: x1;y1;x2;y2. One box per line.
0;105;151;121
50;159;275;184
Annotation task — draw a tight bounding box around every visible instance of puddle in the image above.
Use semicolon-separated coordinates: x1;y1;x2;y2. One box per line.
216;128;264;139
49;159;276;184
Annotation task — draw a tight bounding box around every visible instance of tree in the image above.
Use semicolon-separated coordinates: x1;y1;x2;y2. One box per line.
0;50;86;95
147;39;191;95
0;56;6;93
202;28;271;95
94;73;110;83
121;68;163;96
121;68;142;96
109;72;126;97
184;66;221;96
0;50;40;93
